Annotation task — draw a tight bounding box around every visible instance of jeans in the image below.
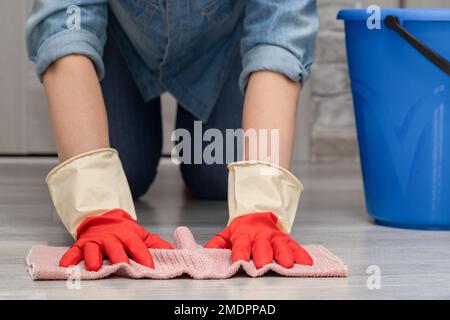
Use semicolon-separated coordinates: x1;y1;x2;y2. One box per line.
100;32;243;200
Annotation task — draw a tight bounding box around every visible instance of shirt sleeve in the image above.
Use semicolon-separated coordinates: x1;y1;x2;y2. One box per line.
239;0;319;94
26;0;108;82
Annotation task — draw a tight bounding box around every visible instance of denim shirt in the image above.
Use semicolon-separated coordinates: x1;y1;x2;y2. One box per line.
26;0;318;121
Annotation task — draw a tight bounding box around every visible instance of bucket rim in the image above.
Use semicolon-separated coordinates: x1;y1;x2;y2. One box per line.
337;8;450;22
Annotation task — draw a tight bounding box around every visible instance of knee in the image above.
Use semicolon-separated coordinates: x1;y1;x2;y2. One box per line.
127;170;157;200
120;154;160;200
180;163;228;200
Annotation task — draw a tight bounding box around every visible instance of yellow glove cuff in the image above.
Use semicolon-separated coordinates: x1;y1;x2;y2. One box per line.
227;161;304;234
46;148;136;239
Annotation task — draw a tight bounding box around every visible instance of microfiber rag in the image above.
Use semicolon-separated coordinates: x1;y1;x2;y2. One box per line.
26;227;347;280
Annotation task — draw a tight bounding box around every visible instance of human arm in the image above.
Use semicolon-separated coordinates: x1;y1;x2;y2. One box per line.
26;0;173;270
205;0;319;268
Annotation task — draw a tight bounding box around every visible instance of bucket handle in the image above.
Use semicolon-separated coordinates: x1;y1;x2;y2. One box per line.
385;15;450;76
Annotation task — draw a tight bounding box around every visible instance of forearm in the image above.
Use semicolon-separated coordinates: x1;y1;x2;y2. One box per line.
43;55;109;162
242;71;301;169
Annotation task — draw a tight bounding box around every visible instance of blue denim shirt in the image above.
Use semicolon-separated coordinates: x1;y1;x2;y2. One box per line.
26;0;318;121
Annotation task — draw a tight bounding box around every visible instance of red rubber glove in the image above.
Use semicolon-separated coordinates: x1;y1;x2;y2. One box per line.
204;212;313;269
59;209;174;271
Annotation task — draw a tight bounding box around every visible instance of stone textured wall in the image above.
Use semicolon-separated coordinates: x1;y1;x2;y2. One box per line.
310;0;400;161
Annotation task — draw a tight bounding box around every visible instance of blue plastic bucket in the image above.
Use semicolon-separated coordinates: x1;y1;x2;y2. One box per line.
337;9;450;229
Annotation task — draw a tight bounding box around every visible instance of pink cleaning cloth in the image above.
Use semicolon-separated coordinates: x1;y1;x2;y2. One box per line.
26;227;347;280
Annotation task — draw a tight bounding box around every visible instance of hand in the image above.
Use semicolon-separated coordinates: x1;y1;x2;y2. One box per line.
59;209;174;271
204;212;313;269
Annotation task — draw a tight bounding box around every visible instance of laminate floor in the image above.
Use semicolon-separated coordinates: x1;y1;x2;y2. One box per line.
0;157;449;299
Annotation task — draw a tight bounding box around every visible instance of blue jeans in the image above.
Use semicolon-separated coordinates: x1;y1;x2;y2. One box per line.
100;32;243;200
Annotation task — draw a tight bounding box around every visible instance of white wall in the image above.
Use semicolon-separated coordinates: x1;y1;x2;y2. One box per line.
0;1;29;153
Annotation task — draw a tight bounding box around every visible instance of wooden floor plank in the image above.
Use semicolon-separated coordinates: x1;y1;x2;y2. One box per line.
0;158;449;299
